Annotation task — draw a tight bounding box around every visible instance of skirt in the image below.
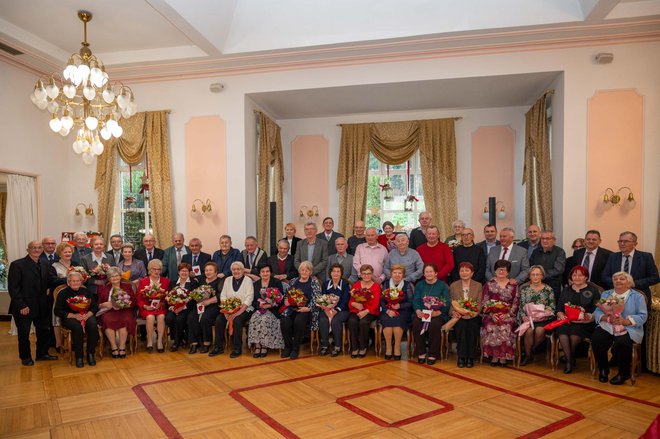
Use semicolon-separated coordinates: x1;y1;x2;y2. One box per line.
554;321;596;339
100;308;137;335
248;311;285;349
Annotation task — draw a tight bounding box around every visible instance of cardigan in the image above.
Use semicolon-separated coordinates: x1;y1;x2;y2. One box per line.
412;280;450;317
220;276;255;311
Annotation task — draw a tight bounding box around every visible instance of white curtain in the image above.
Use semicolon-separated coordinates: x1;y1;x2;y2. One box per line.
5;174;38;263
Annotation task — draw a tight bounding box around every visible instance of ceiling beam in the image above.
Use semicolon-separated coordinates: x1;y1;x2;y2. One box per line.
580;0;621;21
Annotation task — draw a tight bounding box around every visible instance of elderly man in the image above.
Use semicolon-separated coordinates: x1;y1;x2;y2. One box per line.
384;234;423;283
8;241;56;366
353;227;389;284
316;217;344;256
268;239;298;282
241;236;268;281
182;238;212;279
529;231;566;300
162;233;190;283
81;236;115;294
71;232;91;265
486;227;530;284
105;234;124;265
477;224;500;257
40;236;59;265
564;230;612;288
327;237;358;282
519;225;542;259
347;220;367;255
212;235;241;279
409;211;432;250
416;225;454;284
134;234;164;267
450;228;487;284
294;221;328;279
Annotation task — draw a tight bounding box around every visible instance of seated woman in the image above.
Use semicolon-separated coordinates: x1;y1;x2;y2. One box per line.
117;243;146;290
97;267;136;358
348;264;381;358
318;263;351;357
380;264;413;360
448;262;482;368
248;263;285;357
281;261;321;359
377;221;398;251
137;259;170;353
481;259;519;367
49;242;75;353
517;265;555;366
187;262;223;354
592;272;648;385
555;265;600;373
412;263;450;365
165;263;198;352
53;271;99;368
211;261;254;358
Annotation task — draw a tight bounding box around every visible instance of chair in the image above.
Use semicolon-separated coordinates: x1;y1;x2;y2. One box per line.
134;317;168;352
515;332;556;369
310;329;319;354
56;285;103;364
588;340;642;385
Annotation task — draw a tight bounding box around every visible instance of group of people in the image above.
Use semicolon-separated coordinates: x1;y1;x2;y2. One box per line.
7;213;657;385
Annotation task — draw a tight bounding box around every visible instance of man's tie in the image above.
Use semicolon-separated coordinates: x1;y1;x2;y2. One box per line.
115;252;120;262
148;251;153;261
48;254;53;264
176;248;182;265
249;253;255;267
193;255;198;266
582;251;592;278
624;255;630;273
500;247;508;260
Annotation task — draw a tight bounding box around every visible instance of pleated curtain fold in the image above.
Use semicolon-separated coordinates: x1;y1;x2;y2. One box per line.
256;112;284;253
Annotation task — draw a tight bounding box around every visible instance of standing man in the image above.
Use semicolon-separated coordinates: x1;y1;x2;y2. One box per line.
294;221;328;279
316;217;344;256
162;232;190;283
134;234;164;267
71;232;91;265
327;237;358;282
182;238;212;279
105;234;124;265
8;241;56;365
40;236;59;265
353;227;389;284
409;211;432;250
518;225;542;259
450;228;487;284
529;231;566;301
564;230;612;288
416;225;454;284
241;236;268;281
347;220;367;255
477;224;500;257
485;227;530;285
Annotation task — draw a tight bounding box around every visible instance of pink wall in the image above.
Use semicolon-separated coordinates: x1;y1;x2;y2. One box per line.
291;135;329;232
185;116;227;252
471;126;515;236
587;90;643;250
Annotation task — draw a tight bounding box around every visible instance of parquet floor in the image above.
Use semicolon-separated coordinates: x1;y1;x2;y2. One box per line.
0;321;658;438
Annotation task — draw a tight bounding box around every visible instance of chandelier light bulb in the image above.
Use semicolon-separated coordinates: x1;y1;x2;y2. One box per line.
91;138;104;155
82;84;96;100
59;126;70;136
63;64;76;81
90;67;103;87
85;116;98;130
72;138;84;154
78;64;90;83
116;93;127;109
106;119;118;131
49;115;62;132
100;126;111;140
36;99;48;110
47;100;59;114
61;113;74;130
63;83;76;99
45;82;59;100
34;86;47;101
111;125;123;138
82;151;94;165
102;88;115;104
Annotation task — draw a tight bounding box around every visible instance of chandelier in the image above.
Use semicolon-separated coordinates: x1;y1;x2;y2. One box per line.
29;10;137;164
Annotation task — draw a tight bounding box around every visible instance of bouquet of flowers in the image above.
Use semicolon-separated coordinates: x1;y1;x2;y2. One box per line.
257;287;283;314
543;303;588;331
382;287;405;316
89;264;108;280
446;238;460;250
189;284;214;302
166;286;190;313
316;293;339;308
285;288;307;307
442;297;480;331
69;266;89;283
350;287;374;303
220;296;243;335
597;296;627;336
110;287;132;309
141;282;165;310
482;299;510;314
67;295;91;331
420;296;445;334
515;303;554;336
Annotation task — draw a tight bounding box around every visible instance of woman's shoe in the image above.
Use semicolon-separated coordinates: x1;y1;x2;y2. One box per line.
384;354;393;360
563;364;573;374
199;345;210;354
418;356;427;364
118;349;126;358
188;345;198;354
111;349;119;359
358;349;367;358
146;346;153;353
351;350;359;359
466;359;474;368
169;344;178;352
319;346;329;356
331;348;341;357
427;357;437;366
393;355;401;361
457;358;466;368
260;349;268;358
157;347;165;353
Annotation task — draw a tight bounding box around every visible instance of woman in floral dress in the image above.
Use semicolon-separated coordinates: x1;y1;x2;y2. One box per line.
517;265;555;365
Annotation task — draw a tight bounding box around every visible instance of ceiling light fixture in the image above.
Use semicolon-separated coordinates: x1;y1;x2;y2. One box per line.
29;10;137;165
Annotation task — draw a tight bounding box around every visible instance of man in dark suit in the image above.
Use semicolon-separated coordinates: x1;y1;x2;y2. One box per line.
8;240;57;365
134;234;164;267
240;236;268;281
409;211;432;250
602;231;659;302
477;224;500;257
71;232;92;265
162;232;191;283
294;221;328;279
529;231;566;301
267;239;298;282
316;217;344;256
105;234;124;265
564;230;612;288
517;224;541;260
485;227;530;284
39;236;59;265
181;238;212;279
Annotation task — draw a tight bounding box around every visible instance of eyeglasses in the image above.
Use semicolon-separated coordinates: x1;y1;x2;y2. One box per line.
617;240;634;244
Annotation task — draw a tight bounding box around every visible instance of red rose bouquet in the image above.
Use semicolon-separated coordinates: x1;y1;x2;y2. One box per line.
286;288;307;307
482;299;509;314
67;295;91;331
443;297;480;331
189;284;214;302
258;287;283;314
166;286;190;313
141;282;165;310
382;287;405;315
543;303;588;331
89;264;108;280
220;296;243;335
350;287;374;304
69;266;89;283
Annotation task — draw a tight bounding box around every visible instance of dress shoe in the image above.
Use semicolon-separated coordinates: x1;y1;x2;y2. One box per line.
111;349;119;359
457;358;466;368
208;347;224;357
351;351;359;359
384;354;393;360
21;358;35;366
75;357;84;368
393;355;402;361
259;349;268;358
598;368;609;383
319;346;329;356
188;345;198;354
253;350;261;358
289;350;299;359
157;347;165;354
609;374;630;385
358;349;367;358
418;357;427;364
36;354;58;361
229;350;242;358
466;359;474;368
146;346;153;353
199;346;210;354
119;349;126;358
331;348;341;357
169;344;178;352
563;364;573;374
281;348;291;358
87;354;96;366
427;358;437;366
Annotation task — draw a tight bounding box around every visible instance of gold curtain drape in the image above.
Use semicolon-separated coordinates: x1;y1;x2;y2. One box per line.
256;112;284;252
646;211;660;372
523;92;553;230
95;111;173;246
0;192;6;252
337;118;457;238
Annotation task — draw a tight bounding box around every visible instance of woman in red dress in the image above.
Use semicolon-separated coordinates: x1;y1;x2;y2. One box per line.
347;264;381;358
97;267;136;358
137;259;170;352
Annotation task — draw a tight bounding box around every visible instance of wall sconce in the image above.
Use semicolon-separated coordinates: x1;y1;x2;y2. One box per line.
482;201;506;220
191;199;213;214
603;187;634;206
75;203;94;216
299;205;319;221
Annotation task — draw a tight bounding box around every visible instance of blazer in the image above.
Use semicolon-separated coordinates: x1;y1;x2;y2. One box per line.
327;252;358;283
409;227;427;250
105;250;124;265
316;231;344;255
71;246;92;266
39;252;59;265
240;248;268;276
477;239;500;257
267;254;298;280
594;289;648;343
485;244;530;284
134;247;165;267
294;238;329;278
601;250;660;300
449;279;484;312
564;247;612;288
282;236;302;256
181;251;212;279
8;255;50;318
81;252;115;294
162;245;191;283
211;248;241;278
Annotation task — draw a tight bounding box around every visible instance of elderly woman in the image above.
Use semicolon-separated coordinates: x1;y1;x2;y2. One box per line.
481;259;520;367
377;221;398;251
165;263;198;352
319;263;351;356
444;220;465;248
283;223;302;256
97;267;136;358
517;265;555;366
48;242;75;353
412;263;450;365
117;243;146;289
449;262;483;368
210;261;254;358
348;264;382;358
54;271;99;368
137;259;170;353
380;264;413;360
383;234;424;283
187;262;223;354
592;272;647;385
248;263;285;357
281;261;321;359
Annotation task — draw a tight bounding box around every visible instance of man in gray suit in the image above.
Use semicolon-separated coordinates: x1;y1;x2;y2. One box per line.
294;221;328;279
326;237;358;282
485;227;530;284
162;232;190;284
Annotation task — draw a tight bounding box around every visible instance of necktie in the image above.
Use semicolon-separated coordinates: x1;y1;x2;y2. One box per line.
176;249;182;264
623;255;630;273
148;252;153;261
193;255;198;266
249;253;255;267
500;247;508;260
115;252;120;262
48;254;53;264
582;251;592;278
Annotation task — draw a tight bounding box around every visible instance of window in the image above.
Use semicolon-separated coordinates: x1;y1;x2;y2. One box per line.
366;151;426;233
111;157;152;245
0;243;7;290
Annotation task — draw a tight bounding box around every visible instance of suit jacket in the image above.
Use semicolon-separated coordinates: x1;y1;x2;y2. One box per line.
162;245;191;283
316;231;344;255
477;239;500;257
105;250;124;265
134;247;165;267
181;251;212;279
602;250;660;300
564;247;612;288
485;244;530;284
8;255;50;318
267;254;297;280
326;252;358;283
39;252;59;265
240;248;268;276
282;236;302;256
71;246;91;266
294;238;328;278
409;227;427;250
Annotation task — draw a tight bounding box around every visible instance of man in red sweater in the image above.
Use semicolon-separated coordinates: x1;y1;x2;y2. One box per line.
416;225;454;284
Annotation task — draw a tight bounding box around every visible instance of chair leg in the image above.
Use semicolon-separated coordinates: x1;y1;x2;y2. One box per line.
515;336;521;368
407;328;414;359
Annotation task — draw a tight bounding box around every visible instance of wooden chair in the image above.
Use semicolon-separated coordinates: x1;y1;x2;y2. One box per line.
309;329;319;354
515;332;556;369
588;340;642;385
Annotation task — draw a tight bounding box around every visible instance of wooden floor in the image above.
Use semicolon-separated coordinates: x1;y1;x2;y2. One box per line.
1;321;658;439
